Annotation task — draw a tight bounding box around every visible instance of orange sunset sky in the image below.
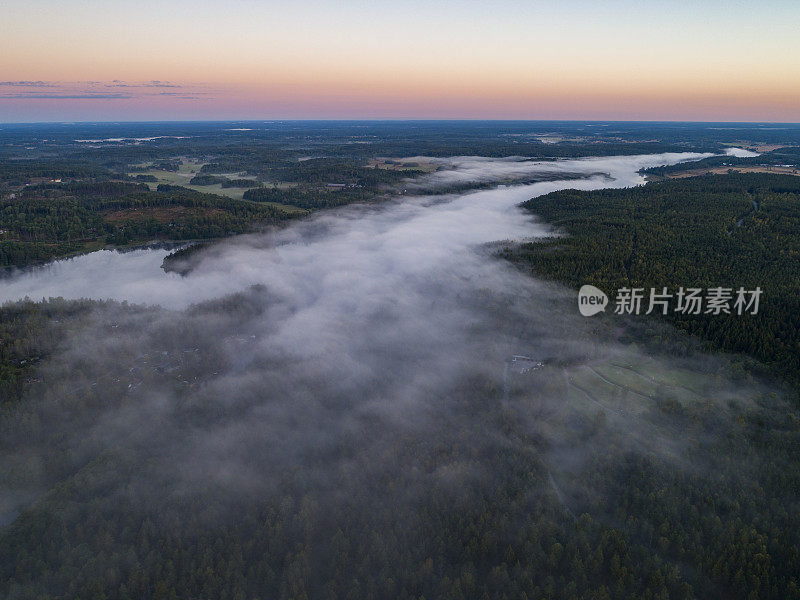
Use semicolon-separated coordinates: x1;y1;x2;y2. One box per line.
1;0;799;122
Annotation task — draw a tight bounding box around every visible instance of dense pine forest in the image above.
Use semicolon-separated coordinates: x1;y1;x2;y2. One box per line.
505;173;800;385
0;182;302;267
1;291;799;600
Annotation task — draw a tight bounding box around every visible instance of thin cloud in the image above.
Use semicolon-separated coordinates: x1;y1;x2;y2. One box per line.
144;80;182;88
0;80;57;87
157;91;212;100
105;80;184;89
0;80;213;103
0;92;134;100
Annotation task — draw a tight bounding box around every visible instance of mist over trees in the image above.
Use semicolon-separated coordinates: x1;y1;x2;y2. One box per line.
2;125;800;599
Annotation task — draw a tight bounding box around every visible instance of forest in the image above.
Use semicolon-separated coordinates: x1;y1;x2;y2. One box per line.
0;182;301;267
505;173;800;385
3;121;800;269
0;288;798;600
3;123;800;599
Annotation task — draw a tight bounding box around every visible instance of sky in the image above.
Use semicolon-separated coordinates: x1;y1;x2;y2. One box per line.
1;0;799;122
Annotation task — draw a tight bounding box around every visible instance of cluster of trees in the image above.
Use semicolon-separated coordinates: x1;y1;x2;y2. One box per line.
506;173;800;383
199;155;424;190
197;149;297;176
263;158;424;186
160;242;208;275
152;160;180;172
103;186;300;245
0;160;112;187
0;298;108;410
0;182;302;267
189;174;228;185
229;157;431;208
189;174;263;188
243;186;376;210
222;178;263;189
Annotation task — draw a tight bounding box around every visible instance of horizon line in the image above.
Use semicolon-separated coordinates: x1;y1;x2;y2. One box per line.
3;118;800;126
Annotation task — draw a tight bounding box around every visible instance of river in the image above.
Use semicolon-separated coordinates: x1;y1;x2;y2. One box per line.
0;152;712;309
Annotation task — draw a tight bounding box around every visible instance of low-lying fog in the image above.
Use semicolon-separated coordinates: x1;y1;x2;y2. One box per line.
5;149;776;533
0;152;712;308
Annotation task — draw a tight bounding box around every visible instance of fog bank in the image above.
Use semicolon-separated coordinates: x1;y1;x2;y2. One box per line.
1;151;780;536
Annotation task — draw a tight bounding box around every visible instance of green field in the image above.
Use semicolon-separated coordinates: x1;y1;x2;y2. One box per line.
549;354;732;424
129;160;305;214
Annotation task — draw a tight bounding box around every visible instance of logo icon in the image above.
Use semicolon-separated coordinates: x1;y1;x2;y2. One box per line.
578;285;608;316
